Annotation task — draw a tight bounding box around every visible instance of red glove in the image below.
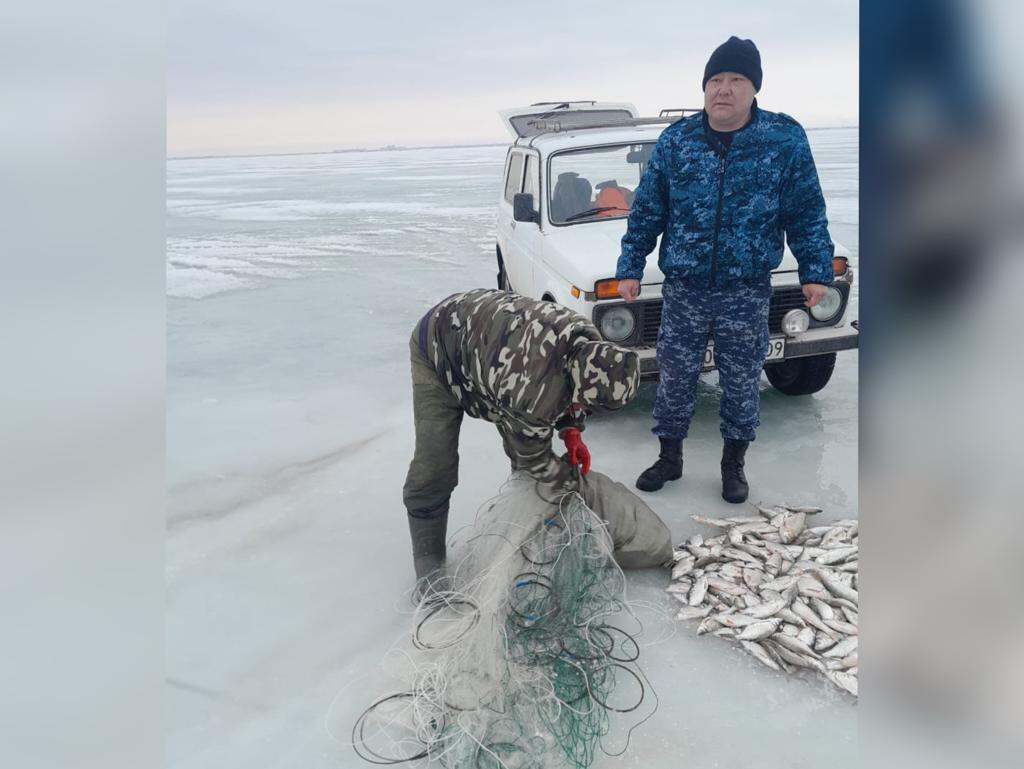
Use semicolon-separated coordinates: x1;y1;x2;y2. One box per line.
561;428;591;476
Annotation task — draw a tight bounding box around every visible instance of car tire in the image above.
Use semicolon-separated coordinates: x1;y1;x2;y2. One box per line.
496;246;510;291
764;353;837;395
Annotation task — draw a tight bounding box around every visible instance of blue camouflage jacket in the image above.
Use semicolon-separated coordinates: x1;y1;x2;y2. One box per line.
615;103;834;287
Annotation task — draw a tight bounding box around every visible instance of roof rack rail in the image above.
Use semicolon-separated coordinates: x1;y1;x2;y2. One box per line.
660;108;702;118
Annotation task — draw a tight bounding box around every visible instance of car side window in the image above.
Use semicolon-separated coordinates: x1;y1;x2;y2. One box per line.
522;155;539;205
504;152;524;203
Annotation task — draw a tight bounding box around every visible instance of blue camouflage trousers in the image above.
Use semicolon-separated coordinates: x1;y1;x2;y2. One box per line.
654;277;771;442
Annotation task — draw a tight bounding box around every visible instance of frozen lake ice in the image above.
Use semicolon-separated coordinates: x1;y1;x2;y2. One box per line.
167;128;858;768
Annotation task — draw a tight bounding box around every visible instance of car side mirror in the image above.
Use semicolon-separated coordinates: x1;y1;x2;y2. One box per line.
513;193;539;224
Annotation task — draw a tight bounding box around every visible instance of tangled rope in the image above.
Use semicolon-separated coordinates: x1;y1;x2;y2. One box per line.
351;477;657;768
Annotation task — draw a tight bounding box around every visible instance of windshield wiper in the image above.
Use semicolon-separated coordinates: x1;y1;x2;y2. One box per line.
563;206;622;222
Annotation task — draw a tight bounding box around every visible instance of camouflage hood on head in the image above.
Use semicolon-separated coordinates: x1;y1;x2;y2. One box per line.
568;341;640;411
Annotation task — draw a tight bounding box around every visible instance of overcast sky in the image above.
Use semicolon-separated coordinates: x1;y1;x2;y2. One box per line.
168;0;858;157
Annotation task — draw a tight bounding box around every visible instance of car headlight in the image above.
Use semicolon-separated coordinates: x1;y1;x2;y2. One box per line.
809;286;843;322
781;309;809;337
599;306;636;342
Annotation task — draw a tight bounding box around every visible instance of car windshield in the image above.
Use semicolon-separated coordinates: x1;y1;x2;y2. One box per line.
548;142;653;225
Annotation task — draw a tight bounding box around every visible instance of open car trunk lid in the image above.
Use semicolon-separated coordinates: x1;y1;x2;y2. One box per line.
498;102;639;138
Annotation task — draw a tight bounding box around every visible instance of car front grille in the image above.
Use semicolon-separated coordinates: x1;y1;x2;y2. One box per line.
623;283;847;347
640;302;662;346
768;286;808;332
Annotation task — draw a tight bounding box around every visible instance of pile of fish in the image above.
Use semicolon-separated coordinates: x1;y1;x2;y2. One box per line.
668;504;858;697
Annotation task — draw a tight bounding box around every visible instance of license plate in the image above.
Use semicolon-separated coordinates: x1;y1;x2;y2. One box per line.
702;338;785;369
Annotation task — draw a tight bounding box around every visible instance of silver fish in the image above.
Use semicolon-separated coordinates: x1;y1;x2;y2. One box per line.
811;598;836;622
779;512;806;544
818;570;858;603
707;577;747;596
740;640;780;671
797;575;831;601
735;542;770;560
764;645;796;674
813;632;837;652
696;616;722;635
823;618;858;636
742;567;766;591
777;608;806;627
720;548;762;567
688;575;708;606
715;612;762;629
692;515;733;528
823;637;858;659
791;600;838;636
724;516;769;525
782;505;822;514
827;670;858;696
671;502;857;697
816;546;858;565
771;632;819;658
676;605;713;621
718;563;745;581
767;641;824;672
671;557;696;580
760;575;799;592
736;619;782;641
797;627;817;647
743;596;787;619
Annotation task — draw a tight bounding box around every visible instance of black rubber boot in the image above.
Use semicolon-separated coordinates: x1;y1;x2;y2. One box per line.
721;439;750;503
407;506;450;602
636;437;683;492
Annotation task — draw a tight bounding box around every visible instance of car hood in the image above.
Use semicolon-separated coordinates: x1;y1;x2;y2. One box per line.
543;221;664;289
543;220;815;289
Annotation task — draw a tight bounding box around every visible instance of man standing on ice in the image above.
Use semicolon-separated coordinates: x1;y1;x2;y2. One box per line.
616;36;835;502
403;288;646;593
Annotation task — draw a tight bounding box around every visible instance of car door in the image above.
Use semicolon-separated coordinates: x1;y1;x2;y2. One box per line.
498;149;528;293
516;152;544;297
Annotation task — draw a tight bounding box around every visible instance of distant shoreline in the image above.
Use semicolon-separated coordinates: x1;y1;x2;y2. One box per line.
168;125;859;162
168;142;509;162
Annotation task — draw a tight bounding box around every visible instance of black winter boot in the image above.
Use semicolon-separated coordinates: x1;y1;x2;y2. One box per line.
721;439;750;503
407;506;450;602
636;437;683;492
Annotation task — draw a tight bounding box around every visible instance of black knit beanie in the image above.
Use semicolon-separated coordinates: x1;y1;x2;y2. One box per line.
702;36;762;92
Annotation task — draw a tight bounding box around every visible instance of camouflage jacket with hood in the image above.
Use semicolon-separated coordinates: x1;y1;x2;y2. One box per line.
416;289;640;474
616;102;834;287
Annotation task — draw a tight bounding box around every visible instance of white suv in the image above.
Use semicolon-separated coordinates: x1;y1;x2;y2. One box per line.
495;101;858;395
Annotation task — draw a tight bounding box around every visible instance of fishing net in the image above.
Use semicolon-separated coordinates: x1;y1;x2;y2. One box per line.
350;474;658;768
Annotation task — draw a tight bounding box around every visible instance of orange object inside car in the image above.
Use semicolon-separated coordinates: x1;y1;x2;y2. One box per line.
594;186;630;216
